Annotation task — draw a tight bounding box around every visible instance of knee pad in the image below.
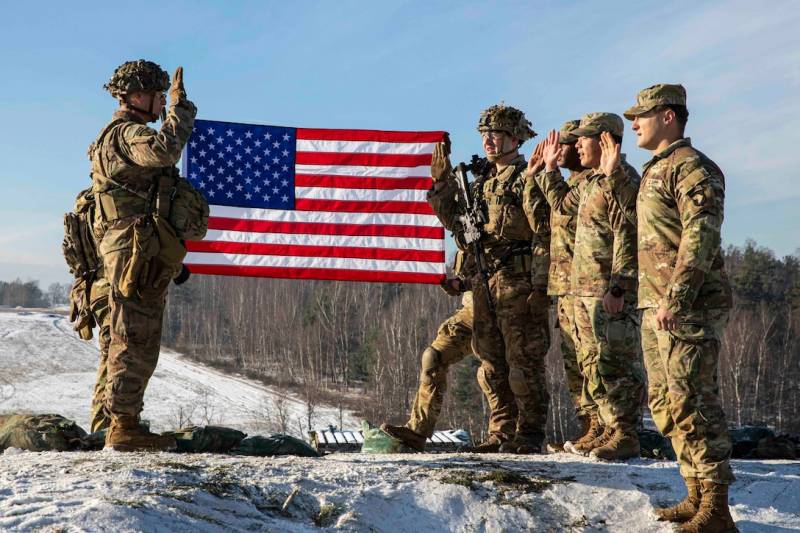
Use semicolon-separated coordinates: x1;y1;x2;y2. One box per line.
420;347;444;385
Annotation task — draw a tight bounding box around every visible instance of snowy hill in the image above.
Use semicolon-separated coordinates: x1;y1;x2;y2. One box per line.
0;310;358;435
1;310;798;532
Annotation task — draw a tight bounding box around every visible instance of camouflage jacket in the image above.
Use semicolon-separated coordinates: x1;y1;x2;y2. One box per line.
527;168;591;296
88;98;197;226
428;155;550;290
535;158;640;298
632;138;732;312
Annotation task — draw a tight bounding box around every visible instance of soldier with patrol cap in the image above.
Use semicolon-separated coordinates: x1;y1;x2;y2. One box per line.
612;84;736;532
534;112;645;461
89;59;205;451
525;120;594;450
427;104;551;454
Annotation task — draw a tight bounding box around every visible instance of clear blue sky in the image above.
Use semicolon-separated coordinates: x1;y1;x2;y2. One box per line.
1;0;797;286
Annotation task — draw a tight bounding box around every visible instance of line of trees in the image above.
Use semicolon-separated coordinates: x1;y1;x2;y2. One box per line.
0;279;70;308
160;240;800;440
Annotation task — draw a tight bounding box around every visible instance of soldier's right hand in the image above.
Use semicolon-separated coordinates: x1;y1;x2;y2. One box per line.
542;130;561;172
168;66;186;103
525;141;545;179
430;142;453;182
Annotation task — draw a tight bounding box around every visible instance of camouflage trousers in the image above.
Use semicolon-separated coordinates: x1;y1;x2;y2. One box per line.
641;307;734;483
88;277;112;433
574;296;644;432
556;295;584;415
472;268;550;439
406;292;516;440
103;247;168;419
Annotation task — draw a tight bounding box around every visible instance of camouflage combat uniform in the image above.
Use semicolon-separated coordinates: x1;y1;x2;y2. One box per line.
90;61;197;421
535;113;644;438
527;120;589;416
88;276;111;432
430;106;551;447
622;82;736;533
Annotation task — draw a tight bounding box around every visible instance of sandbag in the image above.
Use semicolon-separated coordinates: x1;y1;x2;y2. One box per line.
0;414;88;452
234;435;321;457
360;420;416;454
166;425;246;453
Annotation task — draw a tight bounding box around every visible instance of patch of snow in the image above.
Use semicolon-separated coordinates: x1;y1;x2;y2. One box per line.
0;311;357;435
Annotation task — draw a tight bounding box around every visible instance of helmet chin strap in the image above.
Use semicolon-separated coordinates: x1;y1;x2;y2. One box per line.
487;136;519;162
124;93;160;122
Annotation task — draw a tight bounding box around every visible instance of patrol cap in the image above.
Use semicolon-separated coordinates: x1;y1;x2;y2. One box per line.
623;84;687;120
571;112;624;138
559;120;581;144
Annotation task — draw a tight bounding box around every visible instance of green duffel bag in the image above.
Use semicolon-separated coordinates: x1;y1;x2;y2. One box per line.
166;425;247;453
0;414;88;452
234;434;322;457
360;420;416;454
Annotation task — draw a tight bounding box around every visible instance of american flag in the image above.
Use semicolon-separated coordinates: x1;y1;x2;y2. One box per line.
181;119;447;284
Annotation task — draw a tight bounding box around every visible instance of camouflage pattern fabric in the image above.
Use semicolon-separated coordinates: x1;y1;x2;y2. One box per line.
573;296;644;432
476;104;536;142
429;153;550;440
634;139;732;312
0;414;88;452
558;120;581;144
167;425;246;453
535;159;641;297
624;83;687;119
537;168;591;296
556;294;584;414
89;95;196;418
234;434;321;457
89;276;112;432
570;112;624;138
641;307;734;483
405;292;475;439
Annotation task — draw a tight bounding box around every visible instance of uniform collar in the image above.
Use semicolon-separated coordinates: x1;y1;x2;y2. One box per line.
493;154;526;179
113;108;148;125
644;137;691;173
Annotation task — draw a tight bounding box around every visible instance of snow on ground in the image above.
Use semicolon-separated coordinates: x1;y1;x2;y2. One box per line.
1;309;798;532
0;449;797;532
0;310;358;435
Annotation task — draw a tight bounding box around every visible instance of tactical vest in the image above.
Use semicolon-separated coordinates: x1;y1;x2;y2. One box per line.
89;119;209;241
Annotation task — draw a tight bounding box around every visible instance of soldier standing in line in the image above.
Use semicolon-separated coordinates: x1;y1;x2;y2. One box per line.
90;60;200;451
427;104;551;454
380;251;517;452
525;120;595;451
534;113;645;460
612;84;737;532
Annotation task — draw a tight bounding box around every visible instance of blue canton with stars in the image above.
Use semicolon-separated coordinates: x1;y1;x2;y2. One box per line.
182;119;297;209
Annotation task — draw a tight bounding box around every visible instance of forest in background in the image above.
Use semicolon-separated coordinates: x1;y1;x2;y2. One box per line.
3;240;798;442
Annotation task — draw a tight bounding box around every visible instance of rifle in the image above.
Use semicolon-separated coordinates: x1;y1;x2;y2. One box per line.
454;155;495;313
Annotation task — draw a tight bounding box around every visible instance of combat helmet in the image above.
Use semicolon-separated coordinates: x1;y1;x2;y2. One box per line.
104;60;170;98
476;103;536;144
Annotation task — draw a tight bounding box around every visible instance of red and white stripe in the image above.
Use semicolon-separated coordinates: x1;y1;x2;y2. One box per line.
185;128;447;284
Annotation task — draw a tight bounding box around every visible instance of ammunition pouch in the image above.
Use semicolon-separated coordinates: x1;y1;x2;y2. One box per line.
96;171;208;241
101;215;187;300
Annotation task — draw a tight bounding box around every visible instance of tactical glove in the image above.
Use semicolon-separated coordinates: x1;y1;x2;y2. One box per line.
430;141;452;183
439;277;464;296
168;66;187;104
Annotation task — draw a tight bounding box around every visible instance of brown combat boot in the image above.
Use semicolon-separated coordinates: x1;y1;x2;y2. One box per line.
105;415;177;452
675;480;738;533
498;433;544;454
654;477;700;523
564;413;602;454
570;422;612;456
589;428;640;461
380;423;426;452
465;434;508;453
